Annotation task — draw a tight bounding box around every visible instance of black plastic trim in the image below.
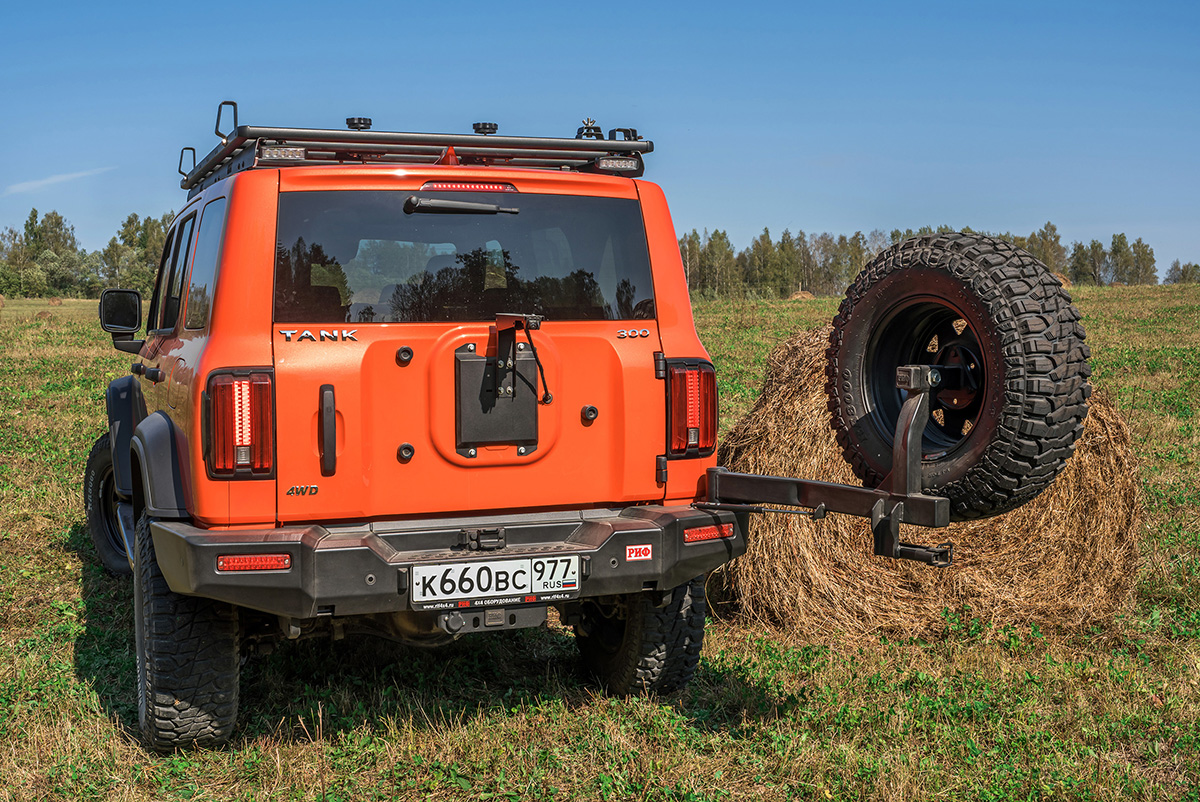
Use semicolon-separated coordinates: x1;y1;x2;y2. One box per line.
131;411;189;518
105;375;147;498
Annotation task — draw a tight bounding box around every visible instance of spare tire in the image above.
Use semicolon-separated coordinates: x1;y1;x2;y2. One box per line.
825;233;1091;520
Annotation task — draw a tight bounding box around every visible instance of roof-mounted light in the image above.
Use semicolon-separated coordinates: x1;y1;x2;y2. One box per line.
581;154;644;178
260;145;306;160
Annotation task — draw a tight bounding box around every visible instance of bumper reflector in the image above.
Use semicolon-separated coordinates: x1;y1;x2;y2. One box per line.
217;553;292;572
682;523;734;543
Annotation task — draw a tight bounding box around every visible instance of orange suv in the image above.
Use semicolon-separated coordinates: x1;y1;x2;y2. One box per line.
88;105;743;749
89;103;1091;751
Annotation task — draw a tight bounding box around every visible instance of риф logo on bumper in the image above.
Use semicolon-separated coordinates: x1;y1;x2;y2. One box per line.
626;544;652;561
278;329;358;342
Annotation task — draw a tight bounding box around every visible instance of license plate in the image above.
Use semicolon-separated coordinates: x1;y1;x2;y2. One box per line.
411;556;579;603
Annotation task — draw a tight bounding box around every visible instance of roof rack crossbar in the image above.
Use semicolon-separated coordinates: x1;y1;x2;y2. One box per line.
182;123;653;193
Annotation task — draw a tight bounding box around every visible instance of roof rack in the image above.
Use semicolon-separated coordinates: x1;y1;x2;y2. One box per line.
180;101;653;198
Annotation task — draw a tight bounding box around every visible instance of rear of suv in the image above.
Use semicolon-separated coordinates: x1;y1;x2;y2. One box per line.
87;107;745;749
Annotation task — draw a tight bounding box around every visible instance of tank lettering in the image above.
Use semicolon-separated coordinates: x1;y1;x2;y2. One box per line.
278;329;357;343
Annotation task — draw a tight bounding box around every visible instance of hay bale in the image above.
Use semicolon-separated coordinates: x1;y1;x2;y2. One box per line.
715;326;1141;640
1052;272;1072;289
789;290;816;300
47;297;63;306
34;311;52;320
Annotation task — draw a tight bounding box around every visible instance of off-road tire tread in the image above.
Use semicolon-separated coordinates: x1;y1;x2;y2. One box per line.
577;575;706;695
83;433;132;575
826;233;1091;520
135;513;239;750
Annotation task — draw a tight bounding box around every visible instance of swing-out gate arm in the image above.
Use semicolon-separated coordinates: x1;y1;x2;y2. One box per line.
698;365;956;567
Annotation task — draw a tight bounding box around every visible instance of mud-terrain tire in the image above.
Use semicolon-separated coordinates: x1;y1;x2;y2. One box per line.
134;512;240;750
826;233;1091;520
575;575;706;694
83;433;132;575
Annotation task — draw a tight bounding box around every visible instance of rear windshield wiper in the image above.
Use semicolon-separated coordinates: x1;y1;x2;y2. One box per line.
404;196;518;215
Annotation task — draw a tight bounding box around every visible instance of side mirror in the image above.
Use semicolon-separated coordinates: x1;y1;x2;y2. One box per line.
99;289;145;353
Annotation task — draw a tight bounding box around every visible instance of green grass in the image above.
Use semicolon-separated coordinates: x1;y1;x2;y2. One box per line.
1;289;1198;801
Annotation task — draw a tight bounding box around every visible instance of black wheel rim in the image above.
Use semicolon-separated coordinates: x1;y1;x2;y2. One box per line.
864;297;988;457
97;464;126;555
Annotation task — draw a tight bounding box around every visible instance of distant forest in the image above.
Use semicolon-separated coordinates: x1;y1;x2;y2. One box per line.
1;207;1198;301
680;223;1200;299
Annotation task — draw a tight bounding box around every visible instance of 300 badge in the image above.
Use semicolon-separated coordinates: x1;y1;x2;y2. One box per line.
616;328;651;339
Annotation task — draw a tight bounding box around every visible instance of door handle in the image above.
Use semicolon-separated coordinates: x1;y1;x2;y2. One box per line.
146;367;165;383
130;363;146;376
318;384;336;476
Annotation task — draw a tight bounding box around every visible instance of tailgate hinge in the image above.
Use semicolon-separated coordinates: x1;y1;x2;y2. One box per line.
653;351;667;380
656;455;668;484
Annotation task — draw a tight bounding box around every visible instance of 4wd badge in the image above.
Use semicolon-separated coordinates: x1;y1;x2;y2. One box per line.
286;484;319;496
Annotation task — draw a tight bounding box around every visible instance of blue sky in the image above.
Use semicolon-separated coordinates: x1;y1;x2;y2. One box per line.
2;0;1197;273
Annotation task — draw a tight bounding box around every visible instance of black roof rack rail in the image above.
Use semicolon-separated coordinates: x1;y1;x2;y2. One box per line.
181;102;653;198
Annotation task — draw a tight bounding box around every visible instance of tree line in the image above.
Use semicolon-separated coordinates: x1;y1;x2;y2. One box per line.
1;206;1197;300
680;222;1200;298
0;208;170;299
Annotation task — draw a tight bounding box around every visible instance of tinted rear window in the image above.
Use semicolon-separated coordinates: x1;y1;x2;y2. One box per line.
274;191;655;323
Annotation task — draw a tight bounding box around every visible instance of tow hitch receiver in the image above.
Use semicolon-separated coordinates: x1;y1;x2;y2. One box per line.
699;365;955;567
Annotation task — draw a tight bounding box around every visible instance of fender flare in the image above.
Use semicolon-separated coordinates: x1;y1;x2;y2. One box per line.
105;375;146;498
131;411;190;519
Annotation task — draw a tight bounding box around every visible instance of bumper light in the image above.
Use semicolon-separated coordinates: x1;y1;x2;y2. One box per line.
217;553;292;571
683;523;734;543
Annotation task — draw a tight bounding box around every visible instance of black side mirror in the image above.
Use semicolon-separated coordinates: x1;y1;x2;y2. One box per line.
99;289;145;353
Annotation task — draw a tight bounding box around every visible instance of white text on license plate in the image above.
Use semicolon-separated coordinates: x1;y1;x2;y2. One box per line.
411;556;579;603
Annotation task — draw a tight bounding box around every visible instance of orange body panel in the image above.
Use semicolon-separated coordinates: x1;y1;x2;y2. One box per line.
145;165;714;529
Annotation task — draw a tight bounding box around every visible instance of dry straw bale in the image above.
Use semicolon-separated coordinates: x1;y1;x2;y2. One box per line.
789;290;816;300
715;326;1141;640
1052;272;1073;289
47;297;63;306
34;311;52;320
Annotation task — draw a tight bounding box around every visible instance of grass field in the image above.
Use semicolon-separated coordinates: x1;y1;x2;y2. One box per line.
1;287;1197;801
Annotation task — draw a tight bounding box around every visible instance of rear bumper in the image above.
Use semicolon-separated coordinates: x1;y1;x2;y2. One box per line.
150;505;747;620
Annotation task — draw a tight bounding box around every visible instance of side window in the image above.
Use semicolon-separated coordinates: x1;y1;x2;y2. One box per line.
146;229;176;334
160;214;197;330
184;197;228;329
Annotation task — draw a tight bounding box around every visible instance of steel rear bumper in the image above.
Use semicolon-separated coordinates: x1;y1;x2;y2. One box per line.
149;506;746;620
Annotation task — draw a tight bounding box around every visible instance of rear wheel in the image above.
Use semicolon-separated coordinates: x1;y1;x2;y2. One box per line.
134;511;240;750
826;233;1091;520
83;433;131;575
574;575;706;694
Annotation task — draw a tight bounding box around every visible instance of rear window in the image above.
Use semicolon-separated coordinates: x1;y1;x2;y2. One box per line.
274;191;656;323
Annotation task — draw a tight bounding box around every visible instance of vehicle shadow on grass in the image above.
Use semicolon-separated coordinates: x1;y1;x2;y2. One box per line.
67;521;140;735
68;521;791;746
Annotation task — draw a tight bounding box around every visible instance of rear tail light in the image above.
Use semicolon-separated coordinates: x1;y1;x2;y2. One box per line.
217;553;292;571
207;372;274;477
668;362;717;456
683;523;734;543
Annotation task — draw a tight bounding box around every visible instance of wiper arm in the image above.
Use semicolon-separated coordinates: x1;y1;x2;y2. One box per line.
403;196;518;215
